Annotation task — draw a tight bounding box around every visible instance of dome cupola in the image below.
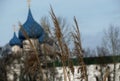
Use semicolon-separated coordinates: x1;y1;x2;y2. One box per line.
18;8;45;41
9;32;22;47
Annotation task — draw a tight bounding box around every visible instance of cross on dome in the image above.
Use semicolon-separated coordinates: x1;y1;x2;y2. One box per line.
13;25;16;32
27;0;31;8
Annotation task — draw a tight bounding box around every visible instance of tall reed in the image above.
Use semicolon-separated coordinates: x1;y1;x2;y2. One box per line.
50;6;71;81
72;17;88;81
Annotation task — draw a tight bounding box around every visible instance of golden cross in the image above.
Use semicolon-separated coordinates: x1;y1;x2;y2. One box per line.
27;0;31;8
13;25;16;32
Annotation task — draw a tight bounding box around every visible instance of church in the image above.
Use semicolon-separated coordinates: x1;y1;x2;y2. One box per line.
1;0;120;81
7;1;58;81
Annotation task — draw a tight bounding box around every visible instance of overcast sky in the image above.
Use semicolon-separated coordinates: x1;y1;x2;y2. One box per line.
0;0;120;49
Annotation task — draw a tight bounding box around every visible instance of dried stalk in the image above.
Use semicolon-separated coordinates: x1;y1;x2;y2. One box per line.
103;69;110;81
72;17;88;81
50;6;71;81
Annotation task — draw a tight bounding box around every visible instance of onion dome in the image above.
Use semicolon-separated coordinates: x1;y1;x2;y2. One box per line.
18;8;45;42
38;32;45;43
9;32;22;47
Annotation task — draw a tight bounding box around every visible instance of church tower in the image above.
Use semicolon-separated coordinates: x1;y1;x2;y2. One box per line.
18;0;45;52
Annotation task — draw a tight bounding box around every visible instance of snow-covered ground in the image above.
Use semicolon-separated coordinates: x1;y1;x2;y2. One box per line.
55;63;120;81
6;62;120;81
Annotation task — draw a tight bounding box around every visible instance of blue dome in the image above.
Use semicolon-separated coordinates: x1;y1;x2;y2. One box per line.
9;32;22;47
19;8;45;41
38;32;45;43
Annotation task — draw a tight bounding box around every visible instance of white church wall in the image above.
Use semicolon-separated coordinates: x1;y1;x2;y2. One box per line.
23;39;39;52
11;45;21;53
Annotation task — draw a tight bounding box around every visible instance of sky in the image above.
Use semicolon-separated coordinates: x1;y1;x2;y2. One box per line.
0;0;120;49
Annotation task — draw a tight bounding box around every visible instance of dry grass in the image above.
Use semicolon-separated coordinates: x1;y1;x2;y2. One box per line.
50;6;70;81
50;6;88;81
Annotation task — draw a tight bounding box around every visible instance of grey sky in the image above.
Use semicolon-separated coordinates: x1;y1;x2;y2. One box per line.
0;0;120;49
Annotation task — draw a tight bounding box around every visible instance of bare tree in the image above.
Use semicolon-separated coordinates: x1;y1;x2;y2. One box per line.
40;16;71;45
102;25;120;81
84;48;97;57
84;48;91;57
96;46;109;81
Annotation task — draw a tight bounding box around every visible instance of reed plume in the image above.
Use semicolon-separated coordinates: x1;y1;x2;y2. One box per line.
72;17;88;81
